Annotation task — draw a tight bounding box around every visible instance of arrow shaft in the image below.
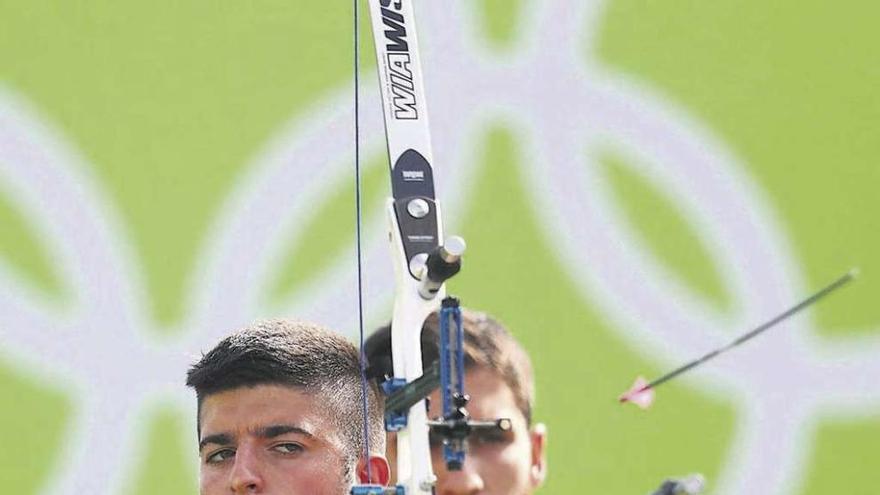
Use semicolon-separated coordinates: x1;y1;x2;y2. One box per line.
643;269;856;392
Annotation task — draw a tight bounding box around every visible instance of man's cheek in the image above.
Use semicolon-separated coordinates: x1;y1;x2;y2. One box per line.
199;469;220;495
493;443;533;481
385;436;400;482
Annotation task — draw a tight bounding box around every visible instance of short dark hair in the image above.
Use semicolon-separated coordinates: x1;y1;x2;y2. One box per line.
365;308;535;424
186;319;384;460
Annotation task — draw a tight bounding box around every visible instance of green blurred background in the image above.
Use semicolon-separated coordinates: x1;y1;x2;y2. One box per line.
1;0;878;493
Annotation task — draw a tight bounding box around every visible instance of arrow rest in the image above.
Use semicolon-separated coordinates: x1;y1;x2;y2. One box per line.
351;486;405;495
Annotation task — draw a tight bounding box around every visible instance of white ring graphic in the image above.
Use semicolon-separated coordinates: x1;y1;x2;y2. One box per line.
0;1;878;494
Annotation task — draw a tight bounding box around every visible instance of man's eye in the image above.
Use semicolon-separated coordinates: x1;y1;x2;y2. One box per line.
272;443;304;455
471;429;512;446
205;448;235;464
428;429;512;450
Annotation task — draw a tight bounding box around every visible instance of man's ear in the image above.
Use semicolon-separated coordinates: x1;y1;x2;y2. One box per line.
357;455;391;486
529;422;548;488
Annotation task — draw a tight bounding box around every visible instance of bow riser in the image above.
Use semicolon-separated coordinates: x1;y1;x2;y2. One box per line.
387;198;445;494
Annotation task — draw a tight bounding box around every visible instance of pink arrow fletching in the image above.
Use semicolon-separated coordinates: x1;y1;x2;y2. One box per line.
618;376;655;409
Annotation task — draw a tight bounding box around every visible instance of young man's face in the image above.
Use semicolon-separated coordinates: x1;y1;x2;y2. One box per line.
389;366;547;495
198;384;353;495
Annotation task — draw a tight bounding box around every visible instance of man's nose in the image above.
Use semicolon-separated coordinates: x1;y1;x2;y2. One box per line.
437;461;485;495
229;446;265;493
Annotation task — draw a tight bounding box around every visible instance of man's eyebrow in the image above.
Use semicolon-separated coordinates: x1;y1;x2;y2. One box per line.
256;424;315;439
199;433;233;452
198;425;313;451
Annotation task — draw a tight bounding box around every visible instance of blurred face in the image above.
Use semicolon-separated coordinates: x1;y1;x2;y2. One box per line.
388;367;547;495
198;384;352;495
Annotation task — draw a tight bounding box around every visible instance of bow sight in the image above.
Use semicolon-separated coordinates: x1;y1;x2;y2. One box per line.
380;247;512;472
355;242;512;495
